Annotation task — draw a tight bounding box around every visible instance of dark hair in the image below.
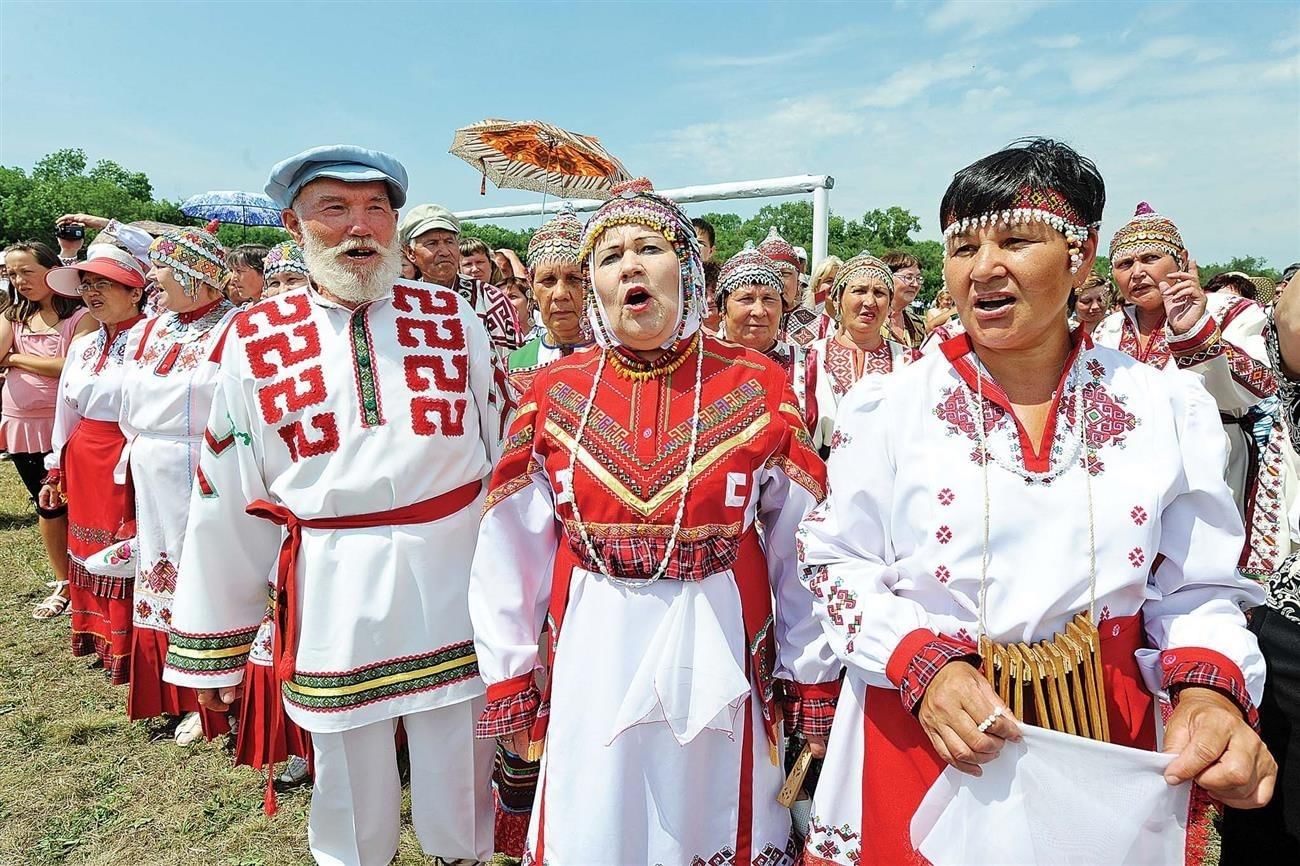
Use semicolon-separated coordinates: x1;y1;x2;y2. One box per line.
226;244;269;273
458;237;491;258
1205;272;1256;300
939;137;1105;233
881;251;920;272
2;241;84;322
691;218;715;247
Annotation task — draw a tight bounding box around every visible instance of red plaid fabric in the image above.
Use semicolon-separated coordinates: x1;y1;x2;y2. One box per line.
1160;647;1259;730
560;522;739;583
780;680;841;737
888;628;981;714
476;681;541;739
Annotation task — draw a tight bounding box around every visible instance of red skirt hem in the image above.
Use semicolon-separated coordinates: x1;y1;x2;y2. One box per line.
234;659;312;769
128;626;230;737
69;585;132;685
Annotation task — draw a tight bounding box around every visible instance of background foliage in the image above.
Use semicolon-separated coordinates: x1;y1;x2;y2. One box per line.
2;150;1284;304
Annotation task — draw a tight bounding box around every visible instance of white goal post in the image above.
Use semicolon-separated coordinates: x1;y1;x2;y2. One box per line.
454;174;836;265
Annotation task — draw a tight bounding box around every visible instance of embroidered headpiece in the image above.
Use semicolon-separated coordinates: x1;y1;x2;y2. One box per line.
527;204;583;271
1108;202;1185;262
716;243;784;309
148;226;228;296
756;226;800;274
942;186;1093;246
262;240;309;280
830;253;895;304
578;177;704;349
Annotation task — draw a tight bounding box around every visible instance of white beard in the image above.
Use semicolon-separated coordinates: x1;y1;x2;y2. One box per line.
301;228;404;304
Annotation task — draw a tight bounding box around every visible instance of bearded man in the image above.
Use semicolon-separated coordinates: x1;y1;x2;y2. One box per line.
162;146;495;866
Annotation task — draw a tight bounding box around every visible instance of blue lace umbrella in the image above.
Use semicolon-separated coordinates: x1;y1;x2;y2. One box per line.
180;190;284;227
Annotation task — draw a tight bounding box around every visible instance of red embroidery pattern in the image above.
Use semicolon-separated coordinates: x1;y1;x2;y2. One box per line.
824;338;896;399
236;294;338;462
935;565;951;583
935;526;953;544
1130;505;1148;525
1224;344;1278;398
394;283;470;438
204;428;235;456
808;815;861;865
937;488;955;506
1128;547;1146;568
935;386;1006;440
1117;315;1172;368
142;554;178;594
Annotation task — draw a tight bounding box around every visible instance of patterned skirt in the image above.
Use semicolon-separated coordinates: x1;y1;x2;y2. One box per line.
63;419;133;684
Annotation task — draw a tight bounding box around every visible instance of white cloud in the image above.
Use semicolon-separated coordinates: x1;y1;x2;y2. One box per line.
1035;34;1082;50
1273;32;1300;53
676;32;857;70
926;0;1042;37
857;55;986;108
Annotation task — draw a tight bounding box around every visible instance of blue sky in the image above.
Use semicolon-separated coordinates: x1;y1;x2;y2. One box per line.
2;0;1297;267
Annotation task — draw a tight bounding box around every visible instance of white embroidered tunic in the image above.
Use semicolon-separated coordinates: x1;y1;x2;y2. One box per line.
162;281;501;733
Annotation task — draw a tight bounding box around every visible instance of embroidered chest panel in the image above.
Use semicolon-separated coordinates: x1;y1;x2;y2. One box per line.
933;356;1140;481
236;283;474;463
1117;316;1172;368
137;305;231;376
824;338;894;398
543;354;771;519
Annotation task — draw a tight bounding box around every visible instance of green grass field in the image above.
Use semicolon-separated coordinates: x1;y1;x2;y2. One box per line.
0;463;445;866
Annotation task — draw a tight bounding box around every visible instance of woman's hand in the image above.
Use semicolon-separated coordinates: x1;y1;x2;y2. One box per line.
196;685;242;713
1163;686;1276;809
918;660;1020;775
38;483;63;511
1161;259;1207;335
499;729;531;758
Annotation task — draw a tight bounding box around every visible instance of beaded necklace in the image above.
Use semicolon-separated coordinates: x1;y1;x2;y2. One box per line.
608;333;697;382
564;333;707;587
967;348;1098;639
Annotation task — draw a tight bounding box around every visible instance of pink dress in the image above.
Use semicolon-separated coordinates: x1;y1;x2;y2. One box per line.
1;309;89;453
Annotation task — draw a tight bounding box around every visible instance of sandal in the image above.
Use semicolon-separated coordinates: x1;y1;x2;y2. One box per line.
33;582;71;620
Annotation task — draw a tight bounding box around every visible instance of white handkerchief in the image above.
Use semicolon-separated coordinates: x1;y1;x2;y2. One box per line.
911;725;1191;866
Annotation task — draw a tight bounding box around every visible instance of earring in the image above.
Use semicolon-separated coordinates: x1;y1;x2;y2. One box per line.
1068;245;1083;275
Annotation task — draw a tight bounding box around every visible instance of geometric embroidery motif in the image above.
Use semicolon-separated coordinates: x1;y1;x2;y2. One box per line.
142;554;178;594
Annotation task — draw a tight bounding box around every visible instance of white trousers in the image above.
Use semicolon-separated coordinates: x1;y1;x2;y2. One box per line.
307;698;494;866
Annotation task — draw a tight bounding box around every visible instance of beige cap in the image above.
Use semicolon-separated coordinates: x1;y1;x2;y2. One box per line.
399;204;460;247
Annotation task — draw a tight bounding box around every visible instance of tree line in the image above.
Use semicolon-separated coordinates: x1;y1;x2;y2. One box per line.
2;149;1284;305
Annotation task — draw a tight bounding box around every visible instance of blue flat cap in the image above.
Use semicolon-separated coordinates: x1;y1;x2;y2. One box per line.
265;145;409;210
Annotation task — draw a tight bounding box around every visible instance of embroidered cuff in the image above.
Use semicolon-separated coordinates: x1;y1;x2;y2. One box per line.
164;626;257;677
41;469;62;486
1168;314;1223;368
887;628;981;714
1161;647;1259;730
476;675;541;739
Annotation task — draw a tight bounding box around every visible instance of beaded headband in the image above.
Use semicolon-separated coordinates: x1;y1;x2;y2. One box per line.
831;253;894;303
756;226;800;274
527;204;583;271
148;226;229;296
262;240;310;280
578;177;704;349
716;243;784;309
1108;201;1185;262
942;187;1095;273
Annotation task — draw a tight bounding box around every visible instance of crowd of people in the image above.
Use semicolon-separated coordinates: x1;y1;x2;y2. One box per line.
1;136;1298;866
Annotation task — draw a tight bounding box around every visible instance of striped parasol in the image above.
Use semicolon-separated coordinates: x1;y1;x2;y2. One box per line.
449;118;632;200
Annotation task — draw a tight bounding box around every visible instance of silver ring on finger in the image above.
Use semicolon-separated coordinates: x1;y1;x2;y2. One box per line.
976;706;1005;734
